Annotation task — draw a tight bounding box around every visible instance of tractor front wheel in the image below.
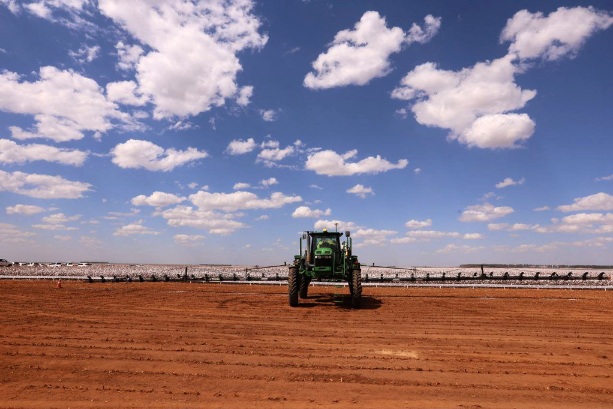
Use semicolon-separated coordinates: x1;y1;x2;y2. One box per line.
351;268;362;308
299;276;311;299
288;267;300;307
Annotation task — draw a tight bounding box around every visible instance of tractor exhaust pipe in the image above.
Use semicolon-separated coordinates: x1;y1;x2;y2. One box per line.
304;232;312;264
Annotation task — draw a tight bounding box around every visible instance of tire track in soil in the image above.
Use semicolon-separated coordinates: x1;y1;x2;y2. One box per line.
1;281;613;408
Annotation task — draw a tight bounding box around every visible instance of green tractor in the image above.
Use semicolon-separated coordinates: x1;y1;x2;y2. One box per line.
288;228;362;308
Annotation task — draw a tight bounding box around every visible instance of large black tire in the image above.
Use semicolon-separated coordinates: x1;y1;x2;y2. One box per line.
299;276;311;299
351;268;362;308
288;267;299;307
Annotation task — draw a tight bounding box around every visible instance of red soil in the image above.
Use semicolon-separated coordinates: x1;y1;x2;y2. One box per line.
1;281;612;408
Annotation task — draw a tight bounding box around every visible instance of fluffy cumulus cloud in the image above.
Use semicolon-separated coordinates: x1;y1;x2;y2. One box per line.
0;139;87;166
305;149;408;176
353;228;398;247
160;206;245;235
459;203;514;222
557;192;613;212
501;7;613;62
314;219;360;233
346;184;374;198
6;204;46;215
304;11;440;89
189;190;302;212
131;191;186;207
113;220;159;236
106;81;148;106
405;219;432;229
98;0;268;119
392;6;612;149
226;138;257;155
0;170;91;199
256;140;296;166
392;55;536;149
292;206;331;219
260;109;278;122
0;67;132;142
496;177;525;189
235;85;253;107
111;139;208;171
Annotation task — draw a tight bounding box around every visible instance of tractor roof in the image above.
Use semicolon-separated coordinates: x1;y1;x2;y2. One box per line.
308;230;343;238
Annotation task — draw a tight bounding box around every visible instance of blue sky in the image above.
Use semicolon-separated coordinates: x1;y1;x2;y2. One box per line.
1;0;612;266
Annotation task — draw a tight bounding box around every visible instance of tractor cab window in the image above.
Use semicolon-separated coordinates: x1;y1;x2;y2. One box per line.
315;237;337;251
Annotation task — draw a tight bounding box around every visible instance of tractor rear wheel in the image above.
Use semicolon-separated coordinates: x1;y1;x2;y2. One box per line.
351;268;362;308
299;276;311;299
288;267;299;307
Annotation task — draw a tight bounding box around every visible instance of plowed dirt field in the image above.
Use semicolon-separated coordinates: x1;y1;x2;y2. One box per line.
2;281;613;408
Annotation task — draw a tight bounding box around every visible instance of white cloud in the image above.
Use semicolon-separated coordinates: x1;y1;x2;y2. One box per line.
392;6;612;150
532;212;613;235
501;7;613;61
260;177;278;188
17;0;89;22
131;191;186;207
42;213;80;224
114;220;158;236
111;139;208;171
233;182;251;190
189;190;302;212
459;203;514;222
405;218;432;229
436;244;485;254
1;0;19;14
353;228;398;247
160;205;245;235
305;149;408;176
115;41;143;71
106;81;148;106
33;223;77;231
174;234;204;245
260;109;278;122
257;144;295;166
314;219;360;233
6;204;45;215
0;139;88;166
534;206;550;211
462;113;535;149
226;138;256;155
407;230;461;239
0;170;91;199
346;184;374;198
236;85;253;106
495;177;525;189
304;11;440;89
69;44;100;64
0;67;132;142
292;206;331;219
392;55;537;149
557;192;613;212
595;174;613;182
390;236;417;244
463;233;483;240
99;0;268;119
0;222;37;244
487;223;539;231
